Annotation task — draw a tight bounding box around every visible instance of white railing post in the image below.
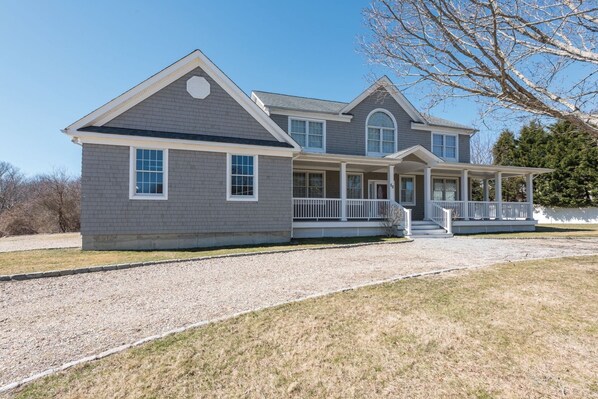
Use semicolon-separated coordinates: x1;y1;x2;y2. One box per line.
444;208;453;234
340;162;347;221
404;208;412;236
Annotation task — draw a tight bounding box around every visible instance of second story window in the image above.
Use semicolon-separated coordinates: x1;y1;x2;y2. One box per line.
290;118;325;152
367;110;396;156
432;133;458;161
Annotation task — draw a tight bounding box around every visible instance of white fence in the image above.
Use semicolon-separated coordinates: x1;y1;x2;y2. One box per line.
533;206;598;224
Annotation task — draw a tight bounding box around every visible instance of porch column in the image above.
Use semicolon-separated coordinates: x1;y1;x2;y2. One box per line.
340;162;347;221
495;171;503;220
387;165;395;202
483;179;490;202
424;166;431;219
461;169;469;220
526;174;534;220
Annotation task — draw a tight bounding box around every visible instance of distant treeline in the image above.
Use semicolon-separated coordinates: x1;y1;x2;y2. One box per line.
0;162;80;237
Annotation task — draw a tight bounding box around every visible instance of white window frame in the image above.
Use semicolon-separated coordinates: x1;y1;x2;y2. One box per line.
347;173;364;199
292;170;326;198
399;175;416;206
129;147;168;200
431;132;459;162
227;153;258;202
366;108;397;157
432;177;459;201
288;117;326;153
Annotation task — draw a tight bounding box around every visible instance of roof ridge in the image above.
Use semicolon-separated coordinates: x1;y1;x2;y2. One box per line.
252;90;348;104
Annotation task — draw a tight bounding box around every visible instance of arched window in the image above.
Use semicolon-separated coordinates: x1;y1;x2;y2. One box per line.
366;110;396;156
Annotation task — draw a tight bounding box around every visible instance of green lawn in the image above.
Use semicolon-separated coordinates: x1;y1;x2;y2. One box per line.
461;223;598;238
9;255;598;399
0;236;407;276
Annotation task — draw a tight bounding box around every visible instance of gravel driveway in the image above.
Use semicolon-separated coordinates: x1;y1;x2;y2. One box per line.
1;237;597;387
0;233;81;253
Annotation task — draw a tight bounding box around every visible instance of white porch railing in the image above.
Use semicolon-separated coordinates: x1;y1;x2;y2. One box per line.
431;201;530;220
430;202;453;234
292;198;412;235
346;199;390;220
293;198;342;220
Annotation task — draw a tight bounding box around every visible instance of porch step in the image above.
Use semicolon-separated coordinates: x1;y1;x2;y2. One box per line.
408;220;453;238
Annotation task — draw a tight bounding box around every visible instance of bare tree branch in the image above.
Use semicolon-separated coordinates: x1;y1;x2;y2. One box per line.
363;0;598;137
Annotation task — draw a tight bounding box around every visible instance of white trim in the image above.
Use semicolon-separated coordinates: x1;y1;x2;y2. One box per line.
73;131;294;158
399;175;416;206
288;117;326;153
411;122;476;135
64;50;301;150
226;154;258;202
292;220;387;228
365;108;398;157
292;170;327;198
129;147;169;200
270;108;352;123
295;152;402;167
385;144;443;165
431;132;459;162
368;179;388;200
347;172;364;199
340;76;424;123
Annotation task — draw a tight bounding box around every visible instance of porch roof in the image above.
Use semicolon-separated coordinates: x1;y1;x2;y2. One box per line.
434;162;553;178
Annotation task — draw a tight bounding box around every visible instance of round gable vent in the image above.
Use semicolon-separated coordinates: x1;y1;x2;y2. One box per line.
186;76;210;99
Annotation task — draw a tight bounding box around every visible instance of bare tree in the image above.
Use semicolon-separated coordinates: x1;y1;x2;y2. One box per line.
0;161;25;213
35;170;81;233
363;0;598;137
470;134;495;164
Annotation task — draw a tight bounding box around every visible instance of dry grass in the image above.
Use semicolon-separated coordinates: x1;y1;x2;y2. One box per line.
0;236;406;276
9;255;598;399
462;223;598;238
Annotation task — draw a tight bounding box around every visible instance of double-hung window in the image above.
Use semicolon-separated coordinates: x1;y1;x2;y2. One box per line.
367;110;396;156
227;154;258;201
432;133;458;161
289;118;325;152
293;171;324;198
130;148;168;200
347;174;363;199
399;175;415;205
433;178;458;201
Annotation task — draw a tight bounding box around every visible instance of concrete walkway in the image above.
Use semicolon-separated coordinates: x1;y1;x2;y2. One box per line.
1;237;597;387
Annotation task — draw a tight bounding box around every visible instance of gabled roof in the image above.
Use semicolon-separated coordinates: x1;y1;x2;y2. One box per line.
384;145;443;165
338;76;424;123
252;76;475;133
251;91;346;114
64;50;300;150
422;115;475;131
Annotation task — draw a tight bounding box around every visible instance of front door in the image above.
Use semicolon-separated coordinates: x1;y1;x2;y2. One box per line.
374;183;388;199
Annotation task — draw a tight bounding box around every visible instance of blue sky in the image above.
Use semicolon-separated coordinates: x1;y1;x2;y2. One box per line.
1;0;501;176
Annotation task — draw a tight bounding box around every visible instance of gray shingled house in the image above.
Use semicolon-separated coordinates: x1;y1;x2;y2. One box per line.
64;50;550;250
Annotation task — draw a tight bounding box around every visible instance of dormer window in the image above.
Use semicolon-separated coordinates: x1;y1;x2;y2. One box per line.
289;118;325;152
366;109;396;156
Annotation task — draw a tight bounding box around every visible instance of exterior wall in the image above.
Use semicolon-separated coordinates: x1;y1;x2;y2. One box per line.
459;135;471;163
105;67;275;142
269;88;471;163
81;143;292;250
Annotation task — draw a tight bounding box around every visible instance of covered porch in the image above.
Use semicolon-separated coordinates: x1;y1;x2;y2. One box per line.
291;147;551;237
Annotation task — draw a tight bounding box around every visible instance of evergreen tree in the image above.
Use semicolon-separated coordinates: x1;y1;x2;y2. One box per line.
492;120;598;207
